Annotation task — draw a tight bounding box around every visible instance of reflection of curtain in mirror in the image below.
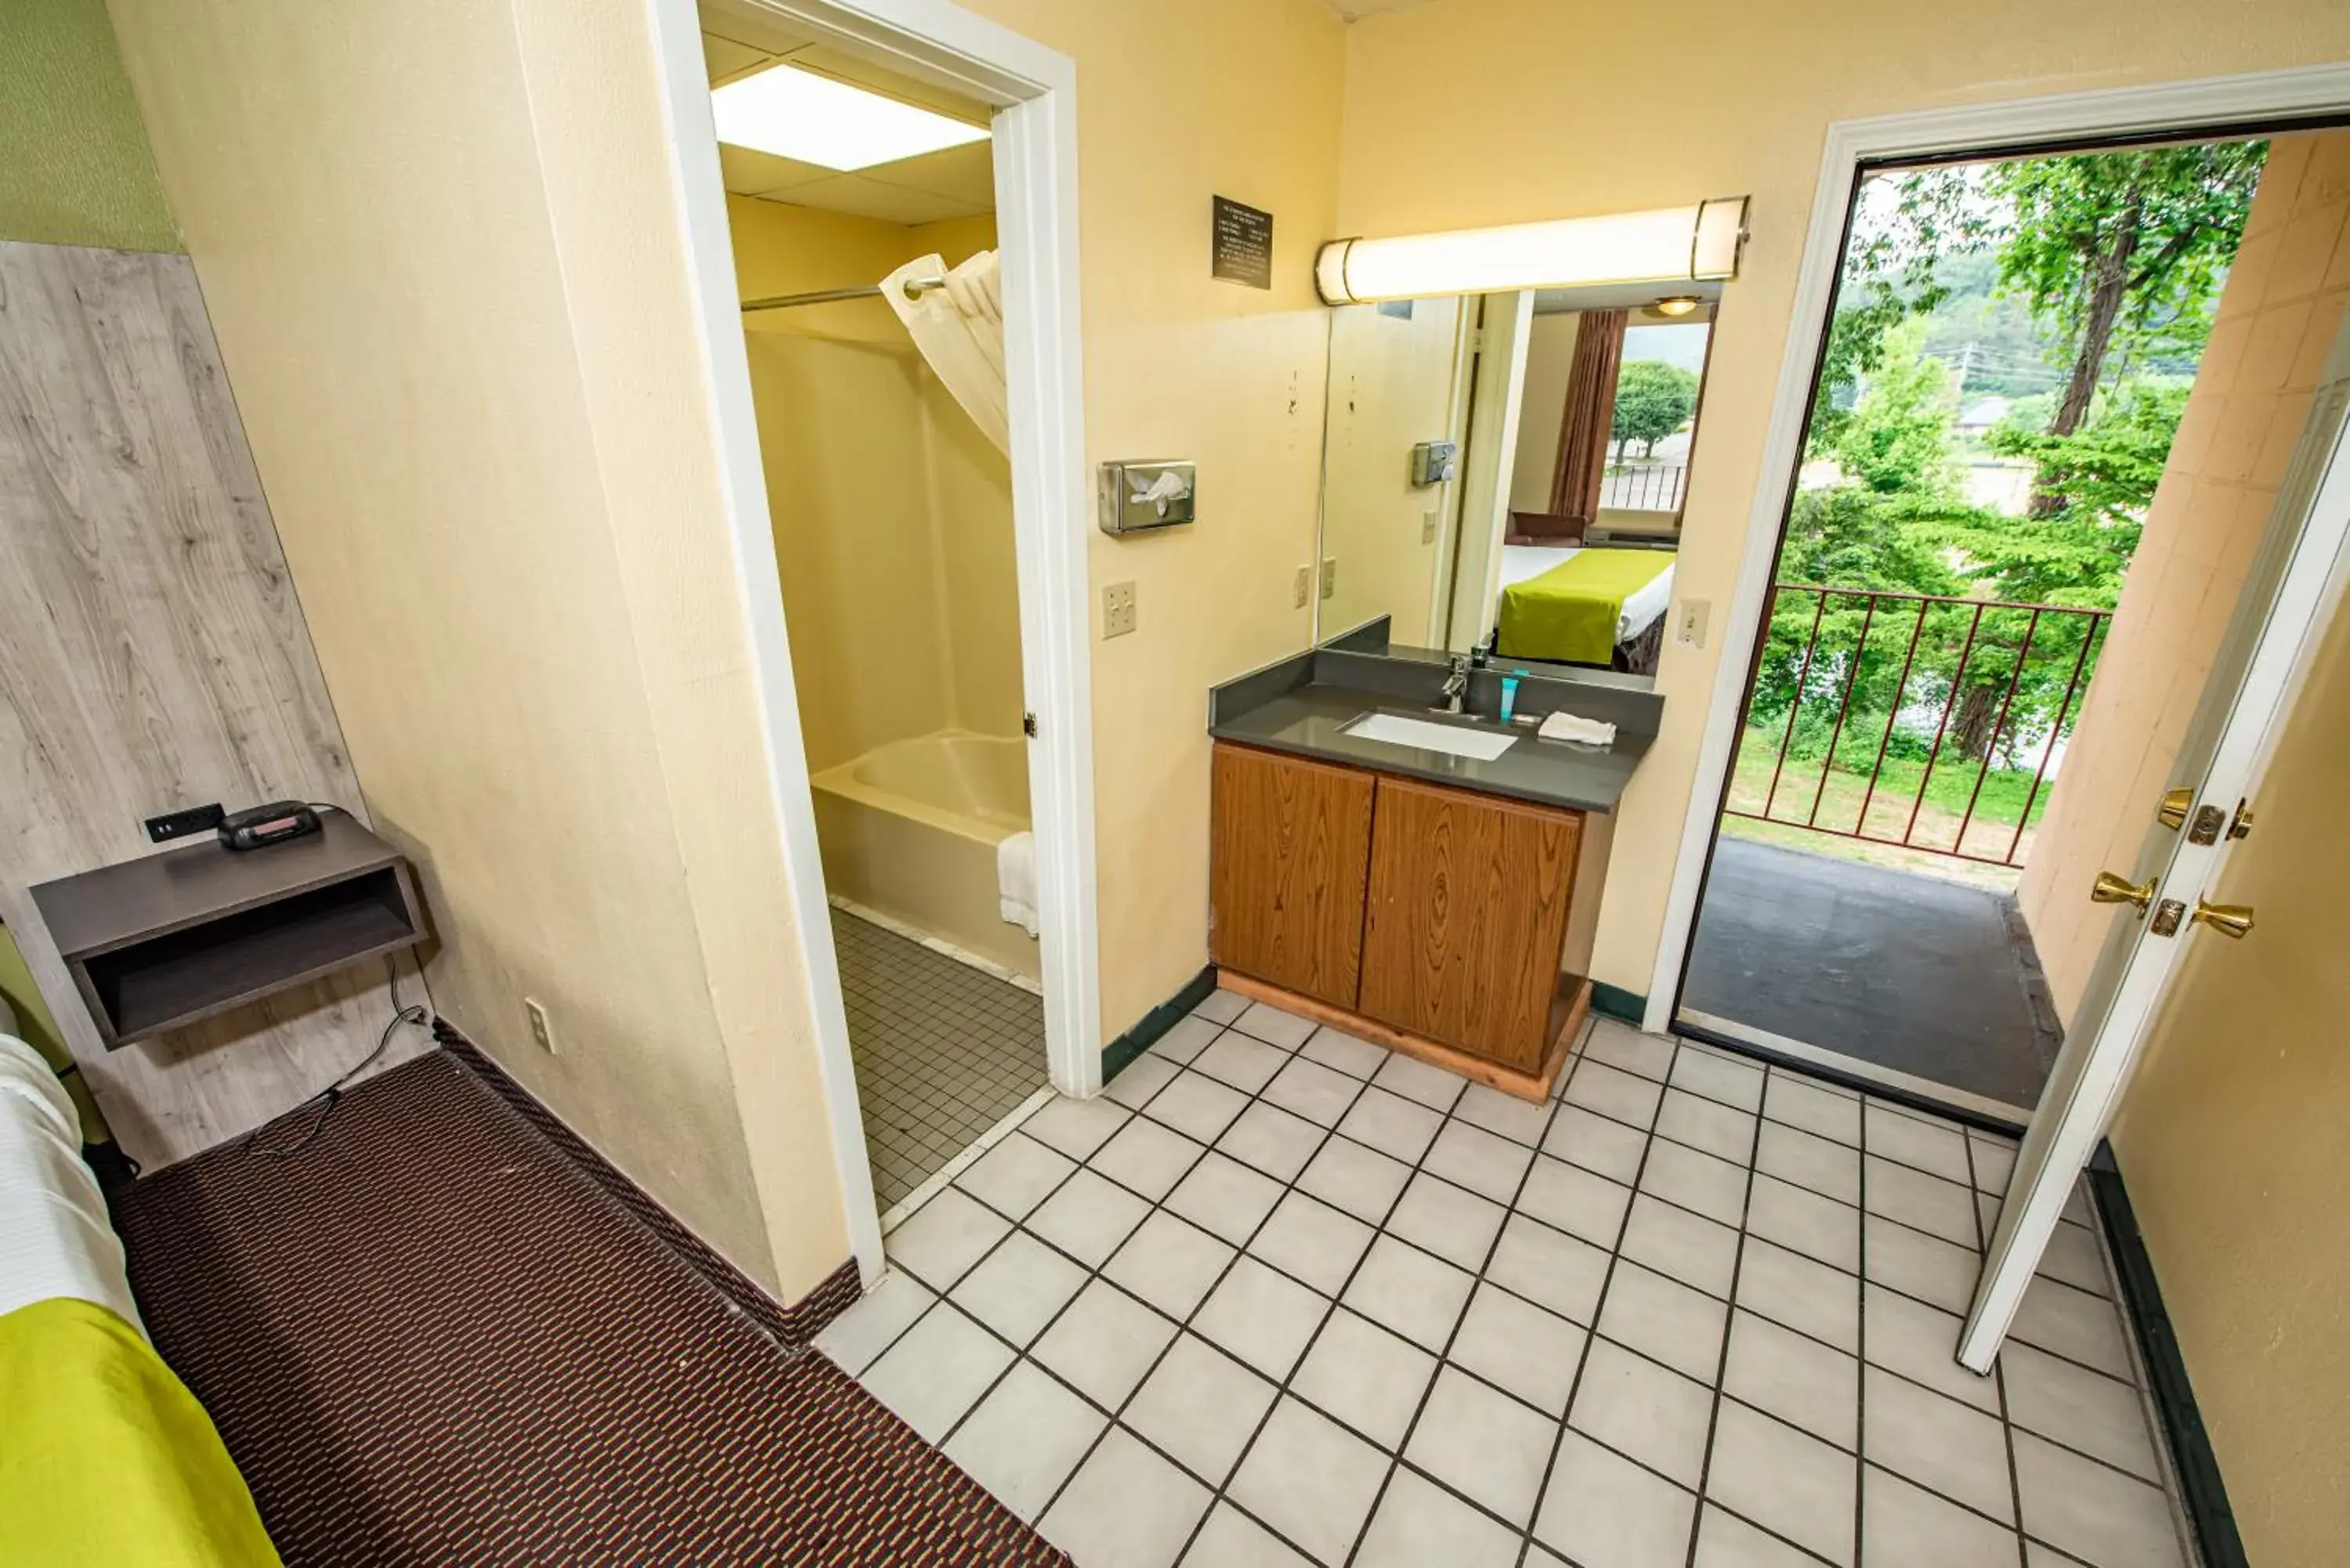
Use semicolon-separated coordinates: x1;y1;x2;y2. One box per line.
1547;308;1627;524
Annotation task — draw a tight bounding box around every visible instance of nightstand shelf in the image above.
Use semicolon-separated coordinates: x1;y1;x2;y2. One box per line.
30;815;425;1048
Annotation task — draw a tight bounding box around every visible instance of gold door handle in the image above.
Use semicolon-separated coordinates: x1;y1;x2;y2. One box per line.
2190;899;2254;939
2091;870;2155;916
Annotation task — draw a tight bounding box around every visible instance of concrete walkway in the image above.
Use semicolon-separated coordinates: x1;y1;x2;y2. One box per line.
1682;836;2063;1111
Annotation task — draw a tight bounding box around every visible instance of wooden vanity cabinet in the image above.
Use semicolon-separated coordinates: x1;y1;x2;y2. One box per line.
1209;741;1589;1097
1209;742;1375;1010
1357;775;1581;1074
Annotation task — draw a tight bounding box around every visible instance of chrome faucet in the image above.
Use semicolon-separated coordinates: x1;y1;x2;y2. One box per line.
1439;655;1471;715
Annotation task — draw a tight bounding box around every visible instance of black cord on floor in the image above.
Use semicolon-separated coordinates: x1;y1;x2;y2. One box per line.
243;954;428;1160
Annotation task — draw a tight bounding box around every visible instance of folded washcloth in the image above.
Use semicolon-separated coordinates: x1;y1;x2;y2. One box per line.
1537;711;1618;746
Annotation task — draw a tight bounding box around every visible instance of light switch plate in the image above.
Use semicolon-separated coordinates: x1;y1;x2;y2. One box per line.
525;997;558;1054
1422;509;1439;545
1675;598;1711;649
1292;565;1312;609
1320;557;1337;600
1103;580;1138;638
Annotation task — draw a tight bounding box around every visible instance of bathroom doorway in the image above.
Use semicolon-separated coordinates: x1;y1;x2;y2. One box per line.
701;5;1045;1217
653;0;1097;1272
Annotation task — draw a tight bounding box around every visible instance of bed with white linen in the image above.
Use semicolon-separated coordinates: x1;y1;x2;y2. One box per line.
1497;544;1677;645
1;1020;281;1565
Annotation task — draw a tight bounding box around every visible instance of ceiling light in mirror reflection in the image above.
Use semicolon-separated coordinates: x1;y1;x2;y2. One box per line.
711;64;989;172
1652;294;1702;316
1315;197;1747;305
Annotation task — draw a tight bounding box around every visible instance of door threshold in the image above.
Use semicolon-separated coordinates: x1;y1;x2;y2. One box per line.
1675;1008;2033;1133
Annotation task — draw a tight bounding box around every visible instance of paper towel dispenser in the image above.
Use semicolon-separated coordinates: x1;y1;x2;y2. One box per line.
1098;460;1196;536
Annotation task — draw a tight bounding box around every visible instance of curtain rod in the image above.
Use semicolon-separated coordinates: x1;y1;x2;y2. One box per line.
739;275;945;313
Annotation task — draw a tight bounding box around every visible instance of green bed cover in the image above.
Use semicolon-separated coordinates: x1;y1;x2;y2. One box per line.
0;1297;280;1568
1495;548;1674;665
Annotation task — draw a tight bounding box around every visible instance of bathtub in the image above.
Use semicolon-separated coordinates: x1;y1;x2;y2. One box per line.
809;730;1040;982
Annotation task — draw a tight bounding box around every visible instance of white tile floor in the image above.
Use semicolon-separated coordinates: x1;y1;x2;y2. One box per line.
819;992;2190;1568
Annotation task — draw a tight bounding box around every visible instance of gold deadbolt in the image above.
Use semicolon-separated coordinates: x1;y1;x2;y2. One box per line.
2190;899;2255;939
2227;801;2255;840
2156;787;2193;831
2091;870;2155;916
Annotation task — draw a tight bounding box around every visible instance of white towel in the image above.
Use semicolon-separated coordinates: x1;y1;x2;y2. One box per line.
1538;711;1618;746
0;1034;146;1339
998;830;1039;938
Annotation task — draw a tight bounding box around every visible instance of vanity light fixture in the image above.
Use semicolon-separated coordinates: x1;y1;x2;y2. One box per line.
1652;294;1704;316
711;63;989;172
1314;197;1748;305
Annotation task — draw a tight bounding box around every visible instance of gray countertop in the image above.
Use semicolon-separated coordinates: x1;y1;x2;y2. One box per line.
1209;683;1654;814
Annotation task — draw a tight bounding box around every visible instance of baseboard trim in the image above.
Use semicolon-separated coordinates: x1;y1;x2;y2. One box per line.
1102;965;1218;1084
2087;1146;2247;1568
1590;981;1647;1024
434;1021;859;1347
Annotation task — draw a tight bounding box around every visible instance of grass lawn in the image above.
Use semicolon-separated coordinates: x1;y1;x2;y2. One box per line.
1721;723;2052;889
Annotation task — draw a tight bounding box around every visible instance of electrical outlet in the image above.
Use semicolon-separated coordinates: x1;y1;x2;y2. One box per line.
1292;565;1312;609
1421;509;1439;545
1320;557;1337;600
1102;580;1138;639
1675;598;1711;649
525;998;558;1055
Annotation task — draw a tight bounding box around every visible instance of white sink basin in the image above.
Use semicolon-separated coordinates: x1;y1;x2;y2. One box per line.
1342;711;1518;762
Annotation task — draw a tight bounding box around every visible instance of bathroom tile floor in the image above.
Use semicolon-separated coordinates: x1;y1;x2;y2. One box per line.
822;991;2191;1568
833;908;1048;1209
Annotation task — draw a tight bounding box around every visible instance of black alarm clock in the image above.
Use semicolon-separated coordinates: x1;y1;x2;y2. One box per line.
219;800;323;851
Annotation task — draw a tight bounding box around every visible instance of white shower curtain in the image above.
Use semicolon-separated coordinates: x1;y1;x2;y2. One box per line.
884;250;1009;455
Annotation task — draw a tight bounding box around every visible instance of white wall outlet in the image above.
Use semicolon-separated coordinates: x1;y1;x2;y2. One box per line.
1292;565;1312;609
1102;580;1138;639
1422;508;1439;545
525;997;558;1054
1675;598;1712;649
1320;557;1337;600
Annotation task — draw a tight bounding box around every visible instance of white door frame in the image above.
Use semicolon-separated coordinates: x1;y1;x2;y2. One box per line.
1963;324;2350;1367
1644;61;2350;1036
642;0;1098;1287
1445;290;1535;651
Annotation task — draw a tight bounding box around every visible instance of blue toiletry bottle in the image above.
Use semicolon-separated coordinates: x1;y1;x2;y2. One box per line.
1499;675;1520;724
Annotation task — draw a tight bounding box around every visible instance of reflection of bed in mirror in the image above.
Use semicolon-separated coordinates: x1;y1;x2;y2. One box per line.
1495;545;1674;674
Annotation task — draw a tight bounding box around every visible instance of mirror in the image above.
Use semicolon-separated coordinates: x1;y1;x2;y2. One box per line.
1313;282;1719;677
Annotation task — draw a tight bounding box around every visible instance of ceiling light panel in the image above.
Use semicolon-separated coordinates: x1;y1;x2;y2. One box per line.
712;63;989;173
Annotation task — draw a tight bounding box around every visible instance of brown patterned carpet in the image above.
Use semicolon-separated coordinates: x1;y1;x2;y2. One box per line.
114;1047;1071;1567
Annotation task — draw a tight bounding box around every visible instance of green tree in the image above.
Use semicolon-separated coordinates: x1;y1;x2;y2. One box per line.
1987;144;2263;443
1611;360;1697;456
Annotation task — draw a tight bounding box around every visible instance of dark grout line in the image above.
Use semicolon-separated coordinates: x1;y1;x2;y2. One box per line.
844;999;2160;1563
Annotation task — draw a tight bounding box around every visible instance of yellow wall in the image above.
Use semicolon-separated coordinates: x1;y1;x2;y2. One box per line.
2019;132;2350;1023
0;0;177;250
2111;575;2350;1563
1321;297;1463;645
728;197;1018;771
955;0;1348;1032
1509;312;1580;515
1337;0;2350;997
109;0;851;1298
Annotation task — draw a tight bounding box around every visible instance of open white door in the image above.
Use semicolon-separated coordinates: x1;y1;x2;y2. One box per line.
1961;317;2350;1371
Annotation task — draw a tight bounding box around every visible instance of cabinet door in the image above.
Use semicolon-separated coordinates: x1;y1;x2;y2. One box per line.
1210;744;1375;1010
1358;775;1582;1071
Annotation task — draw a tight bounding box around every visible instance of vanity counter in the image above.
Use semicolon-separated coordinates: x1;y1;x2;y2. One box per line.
1208;683;1653;814
1207;641;1665;815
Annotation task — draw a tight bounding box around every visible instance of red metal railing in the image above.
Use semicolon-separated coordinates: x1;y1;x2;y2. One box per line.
1726;583;2110;869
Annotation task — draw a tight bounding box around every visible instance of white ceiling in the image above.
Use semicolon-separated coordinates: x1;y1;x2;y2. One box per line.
701;27;995;226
